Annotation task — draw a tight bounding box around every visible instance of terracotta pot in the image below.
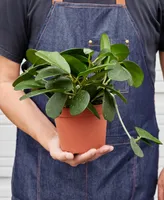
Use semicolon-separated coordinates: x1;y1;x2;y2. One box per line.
55;104;107;154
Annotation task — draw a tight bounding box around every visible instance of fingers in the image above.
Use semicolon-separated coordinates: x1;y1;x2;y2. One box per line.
67;148;97;167
50;147;74;162
88;145;114;162
49;135;114;167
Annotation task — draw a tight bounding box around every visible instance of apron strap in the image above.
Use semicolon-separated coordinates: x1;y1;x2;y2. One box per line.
52;0;63;4
116;0;126;6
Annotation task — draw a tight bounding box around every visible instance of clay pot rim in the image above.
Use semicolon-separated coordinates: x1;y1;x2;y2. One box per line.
57;104;103;118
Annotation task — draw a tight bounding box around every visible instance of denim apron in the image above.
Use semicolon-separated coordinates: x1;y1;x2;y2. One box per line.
12;0;159;199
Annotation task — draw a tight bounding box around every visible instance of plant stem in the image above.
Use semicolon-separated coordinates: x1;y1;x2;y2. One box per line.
103;74;107;84
104;78;111;85
135;136;141;142
113;96;131;139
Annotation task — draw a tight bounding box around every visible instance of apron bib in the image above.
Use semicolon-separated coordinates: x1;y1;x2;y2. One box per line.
12;0;159;199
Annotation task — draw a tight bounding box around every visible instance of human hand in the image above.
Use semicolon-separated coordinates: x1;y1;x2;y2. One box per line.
48;135;114;167
158;168;164;200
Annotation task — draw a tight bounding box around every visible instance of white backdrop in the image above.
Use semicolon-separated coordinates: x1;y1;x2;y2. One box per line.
0;54;164;200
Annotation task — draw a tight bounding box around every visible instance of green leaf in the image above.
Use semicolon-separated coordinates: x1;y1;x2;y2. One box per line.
100;33;111;52
35;66;66;80
27;63;49;75
122;61;144;88
111;44;130;61
20;88;66;100
91;89;104;103
135;127;163;145
70;90;90;116
26;49;48;65
73;55;88;63
35;51;71;73
93;49;112;65
102;90;116;122
140;138;152;146
46;93;67;119
86;70;110;83
13;64;50;87
78;63;113;78
62;54;87;76
87;103;100;119
14;79;45;90
108;60;132;82
130;137;144;158
61;48;88;58
107;87;127;103
83;85;98;100
13;72;34;87
83;48;94;56
45;77;73;91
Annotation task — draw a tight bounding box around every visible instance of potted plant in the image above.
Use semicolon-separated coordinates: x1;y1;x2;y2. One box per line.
13;33;162;157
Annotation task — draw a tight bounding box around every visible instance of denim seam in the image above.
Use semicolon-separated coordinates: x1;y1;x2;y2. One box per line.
37;148;41;200
61;5;123;9
110;142;130;145
35;5;55;49
55;2;124;8
123;7;154;90
130;156;137;200
85;163;88;200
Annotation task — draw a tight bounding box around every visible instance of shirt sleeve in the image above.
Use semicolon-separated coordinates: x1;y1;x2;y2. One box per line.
0;0;29;63
159;0;164;51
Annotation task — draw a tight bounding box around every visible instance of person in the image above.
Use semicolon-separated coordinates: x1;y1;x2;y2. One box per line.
0;0;164;199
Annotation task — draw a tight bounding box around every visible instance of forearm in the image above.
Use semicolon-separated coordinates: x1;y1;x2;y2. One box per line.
0;81;57;151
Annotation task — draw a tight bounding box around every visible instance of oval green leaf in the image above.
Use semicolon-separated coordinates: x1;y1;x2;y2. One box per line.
100;33;111;52
122;61;144;88
87;102;100;119
108;60;132;82
46;93;67;119
62;54;87;76
111;44;130;61
135;127;163;145
102;90;116;122
130;137;144;158
35;66;66;80
13;72;34;87
26;49;48;65
35;51;71;74
78;63;113;78
45;77;73;91
70;90;90;116
83;48;94;56
106;87;127;103
14;79;45;91
61;48;88;58
20;88;66;100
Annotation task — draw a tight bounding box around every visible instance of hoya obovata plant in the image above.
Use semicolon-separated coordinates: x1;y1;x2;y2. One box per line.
13;33;162;157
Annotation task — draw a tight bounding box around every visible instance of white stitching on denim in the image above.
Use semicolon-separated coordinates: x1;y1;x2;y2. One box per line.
37;148;41;200
85;163;88;200
130;156;137;200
